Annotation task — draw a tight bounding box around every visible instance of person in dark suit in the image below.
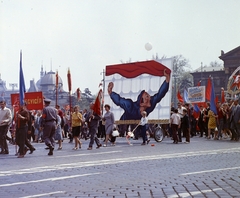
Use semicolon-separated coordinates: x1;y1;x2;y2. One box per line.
229;98;240;141
85;103;102;150
182;109;190;143
198;105;205;137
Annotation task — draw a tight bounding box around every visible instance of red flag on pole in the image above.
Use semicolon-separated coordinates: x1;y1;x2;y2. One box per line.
197;80;201;86
56;70;59;88
77;88;81;101
206;77;212;101
221;88;225;103
177;90;184;103
67;68;72;92
92;89;103;116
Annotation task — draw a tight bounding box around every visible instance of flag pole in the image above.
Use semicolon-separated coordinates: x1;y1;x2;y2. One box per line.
67;68;72;127
55;70;58;106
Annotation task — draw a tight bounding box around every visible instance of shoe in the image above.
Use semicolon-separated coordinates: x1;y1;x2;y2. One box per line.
111;143;116;146
184;141;190;144
45;147;50;150
103;144;107;147
79;142;82;148
57;147;62;150
68;140;73;143
24;147;29;155
96;144;102;149
147;139;150;144
133;138;138;140
128;143;133;146
29;148;36;154
87;147;92;150
48;147;54;156
17;155;24;158
141;143;146;145
72;147;78;150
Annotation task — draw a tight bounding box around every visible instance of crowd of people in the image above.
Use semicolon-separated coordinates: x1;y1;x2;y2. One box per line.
170;99;240;144
1;97;239;158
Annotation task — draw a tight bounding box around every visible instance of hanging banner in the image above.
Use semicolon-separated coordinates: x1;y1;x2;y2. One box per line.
11;92;44;110
187;86;205;103
104;59;172;125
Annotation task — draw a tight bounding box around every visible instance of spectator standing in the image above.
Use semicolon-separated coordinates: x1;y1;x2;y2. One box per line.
170;109;181;144
0;100;12;154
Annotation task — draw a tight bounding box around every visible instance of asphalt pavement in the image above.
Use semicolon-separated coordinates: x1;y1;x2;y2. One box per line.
0;135;240;198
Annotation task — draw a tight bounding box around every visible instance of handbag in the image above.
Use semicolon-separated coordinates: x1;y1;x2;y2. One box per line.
112;129;119;137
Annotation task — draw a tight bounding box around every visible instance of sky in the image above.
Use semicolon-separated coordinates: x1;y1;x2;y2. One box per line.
0;0;240;95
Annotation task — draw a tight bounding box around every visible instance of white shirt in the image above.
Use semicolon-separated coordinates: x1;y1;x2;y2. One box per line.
140;116;148;126
171;113;181;125
0;107;12;126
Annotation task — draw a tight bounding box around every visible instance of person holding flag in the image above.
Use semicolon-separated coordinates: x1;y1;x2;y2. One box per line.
86;90;102;150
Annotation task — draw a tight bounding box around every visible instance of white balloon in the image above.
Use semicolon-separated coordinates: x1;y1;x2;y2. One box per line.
145;42;152;51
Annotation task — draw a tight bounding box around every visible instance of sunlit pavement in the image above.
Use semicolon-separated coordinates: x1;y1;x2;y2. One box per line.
0;136;240;198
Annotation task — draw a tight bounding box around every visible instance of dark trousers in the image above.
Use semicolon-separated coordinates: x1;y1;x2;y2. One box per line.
178;127;182;142
0;125;9;152
16;126;28;155
171;124;179;143
89;126;101;147
183;128;190;142
25;137;35;150
140;125;147;143
43;122;56;148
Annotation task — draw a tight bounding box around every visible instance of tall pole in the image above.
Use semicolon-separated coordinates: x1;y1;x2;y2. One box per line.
174;76;177;108
100;69;105;115
55;70;58;107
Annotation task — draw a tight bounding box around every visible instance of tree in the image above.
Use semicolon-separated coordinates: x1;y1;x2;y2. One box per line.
209;61;223;67
178;72;193;92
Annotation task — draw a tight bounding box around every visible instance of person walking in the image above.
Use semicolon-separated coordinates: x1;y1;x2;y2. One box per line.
15;103;29;158
139;111;148;145
55;109;63;150
102;104;115;147
86;103;102;150
71;105;82;150
0;100;12;154
41;99;57;156
182;109;190;143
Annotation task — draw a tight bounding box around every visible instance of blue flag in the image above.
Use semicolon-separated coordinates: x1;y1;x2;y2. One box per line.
19;51;26;106
210;78;217;114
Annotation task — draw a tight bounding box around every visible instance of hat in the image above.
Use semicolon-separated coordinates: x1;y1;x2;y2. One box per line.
44;98;51;103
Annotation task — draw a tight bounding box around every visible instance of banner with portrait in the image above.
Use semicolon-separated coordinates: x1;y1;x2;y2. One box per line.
104;59;172;125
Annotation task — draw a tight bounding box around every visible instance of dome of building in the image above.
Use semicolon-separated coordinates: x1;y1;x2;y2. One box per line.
40;71;63;86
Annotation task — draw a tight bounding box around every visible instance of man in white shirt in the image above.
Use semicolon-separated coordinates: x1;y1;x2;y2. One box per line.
170;109;181;144
0;100;12;154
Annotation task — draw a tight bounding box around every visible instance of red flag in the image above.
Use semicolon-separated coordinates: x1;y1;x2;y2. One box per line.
56;70;59;88
76;88;81;101
177;90;184;103
67;68;72;92
92;89;102;116
206;77;212;101
197;80;201;86
221;88;225;103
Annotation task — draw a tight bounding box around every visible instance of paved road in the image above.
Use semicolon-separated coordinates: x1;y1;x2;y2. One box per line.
0;136;240;198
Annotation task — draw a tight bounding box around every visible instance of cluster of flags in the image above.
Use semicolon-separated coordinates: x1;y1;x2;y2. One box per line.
19;53;102;116
177;76;223;118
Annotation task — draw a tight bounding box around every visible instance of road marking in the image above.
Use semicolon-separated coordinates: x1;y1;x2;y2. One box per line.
19;191;65;198
0;172;103;187
1;147;239;177
180;166;240;176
